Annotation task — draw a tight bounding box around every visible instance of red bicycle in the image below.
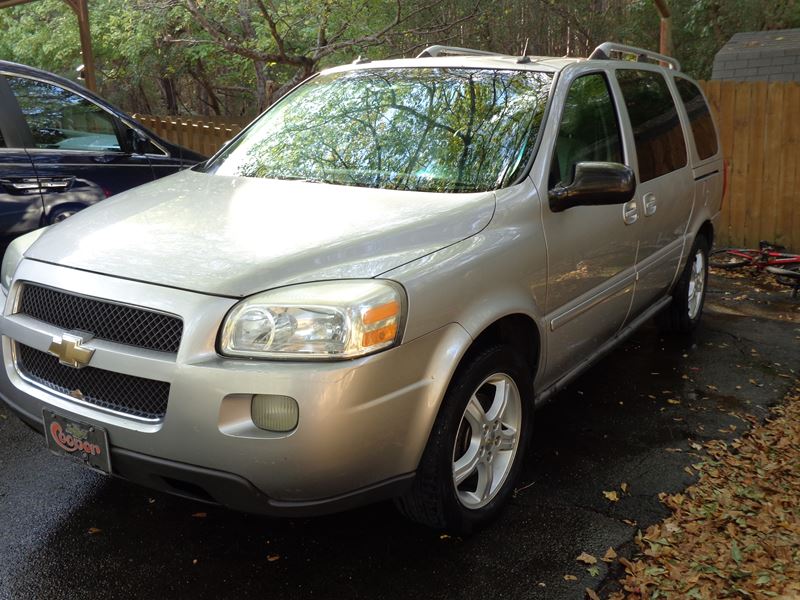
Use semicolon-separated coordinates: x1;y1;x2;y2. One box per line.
709;240;800;297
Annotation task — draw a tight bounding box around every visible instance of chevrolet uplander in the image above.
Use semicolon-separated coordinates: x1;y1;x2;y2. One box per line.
0;43;723;532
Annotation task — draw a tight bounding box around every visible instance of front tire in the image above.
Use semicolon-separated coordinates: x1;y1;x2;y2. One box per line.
395;345;532;533
659;236;709;333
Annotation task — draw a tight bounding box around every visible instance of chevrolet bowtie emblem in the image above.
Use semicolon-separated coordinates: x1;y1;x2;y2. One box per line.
48;333;94;369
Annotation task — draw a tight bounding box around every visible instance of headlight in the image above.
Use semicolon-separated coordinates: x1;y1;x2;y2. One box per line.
1;228;48;292
219;280;406;360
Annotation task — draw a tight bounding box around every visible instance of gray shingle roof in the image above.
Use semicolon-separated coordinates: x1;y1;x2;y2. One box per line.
712;29;800;82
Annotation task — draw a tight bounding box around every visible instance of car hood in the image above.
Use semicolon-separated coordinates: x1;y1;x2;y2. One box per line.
26;170;495;297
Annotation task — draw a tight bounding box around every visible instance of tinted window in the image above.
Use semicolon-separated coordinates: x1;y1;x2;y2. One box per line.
206;68;553;193
675;78;718;160
0;128;5;148
550;73;623;187
616;69;687;182
7;76;122;153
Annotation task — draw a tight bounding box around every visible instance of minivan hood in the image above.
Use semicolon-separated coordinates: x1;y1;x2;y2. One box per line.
26;170;495;297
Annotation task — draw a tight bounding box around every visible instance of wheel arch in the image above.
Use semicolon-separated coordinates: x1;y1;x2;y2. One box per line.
461;313;541;381
696;220;714;248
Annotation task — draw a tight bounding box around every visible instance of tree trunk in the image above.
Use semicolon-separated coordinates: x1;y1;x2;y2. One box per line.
158;77;179;114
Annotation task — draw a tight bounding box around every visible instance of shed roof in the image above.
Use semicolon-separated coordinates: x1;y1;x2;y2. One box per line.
712;29;800;82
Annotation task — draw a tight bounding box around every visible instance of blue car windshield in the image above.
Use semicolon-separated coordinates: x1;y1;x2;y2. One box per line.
204;68;552;193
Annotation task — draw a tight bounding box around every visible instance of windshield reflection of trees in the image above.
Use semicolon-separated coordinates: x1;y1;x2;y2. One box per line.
223;68;551;193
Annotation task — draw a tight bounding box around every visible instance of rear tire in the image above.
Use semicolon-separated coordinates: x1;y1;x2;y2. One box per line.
395;345;532;534
659;236;709;334
48;206;82;225
767;264;800;297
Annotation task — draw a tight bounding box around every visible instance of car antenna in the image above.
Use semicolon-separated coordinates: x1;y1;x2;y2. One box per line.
516;39;531;64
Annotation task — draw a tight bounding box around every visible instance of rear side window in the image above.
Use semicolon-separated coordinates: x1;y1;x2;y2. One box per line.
675;78;718;160
549;72;624;187
7;76;122;153
615;69;687;182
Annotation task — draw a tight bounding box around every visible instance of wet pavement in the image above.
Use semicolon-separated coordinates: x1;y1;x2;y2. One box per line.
1;273;798;600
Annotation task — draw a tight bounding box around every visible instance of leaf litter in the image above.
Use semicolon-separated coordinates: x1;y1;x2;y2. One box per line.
609;384;800;599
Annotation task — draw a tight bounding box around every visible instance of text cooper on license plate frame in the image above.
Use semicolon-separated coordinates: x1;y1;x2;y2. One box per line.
43;410;112;474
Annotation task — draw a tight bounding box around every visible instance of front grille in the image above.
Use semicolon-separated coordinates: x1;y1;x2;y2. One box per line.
17;344;170;420
18;284;183;353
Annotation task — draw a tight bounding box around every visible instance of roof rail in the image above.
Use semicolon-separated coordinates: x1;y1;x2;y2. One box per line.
417;45;502;59
589;42;681;71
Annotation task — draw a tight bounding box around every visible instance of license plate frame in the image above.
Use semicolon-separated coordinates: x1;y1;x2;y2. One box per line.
43;410;112;475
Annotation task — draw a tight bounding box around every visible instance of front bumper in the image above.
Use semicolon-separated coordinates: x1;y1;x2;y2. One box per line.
0;260;470;515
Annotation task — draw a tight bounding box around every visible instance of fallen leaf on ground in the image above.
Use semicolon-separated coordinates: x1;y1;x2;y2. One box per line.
602;547;617;562
563;574;577;581
267;554;281;562
609;382;800;600
87;527;102;535
576;552;597;565
586;589;601;600
192;512;207;518
603;490;620;502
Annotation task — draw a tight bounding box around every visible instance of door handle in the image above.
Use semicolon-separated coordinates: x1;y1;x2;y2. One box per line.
623;200;639;225
643;192;657;216
0;178;42;195
0;177;74;195
38;177;74;192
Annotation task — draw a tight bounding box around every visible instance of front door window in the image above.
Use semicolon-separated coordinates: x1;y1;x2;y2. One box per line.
7;76;122;153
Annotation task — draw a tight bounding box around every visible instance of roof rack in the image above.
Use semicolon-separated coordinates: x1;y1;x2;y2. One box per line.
589;42;681;71
416;45;502;59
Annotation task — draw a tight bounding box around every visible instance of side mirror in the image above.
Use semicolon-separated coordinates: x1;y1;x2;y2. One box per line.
126;128;151;155
549;162;636;213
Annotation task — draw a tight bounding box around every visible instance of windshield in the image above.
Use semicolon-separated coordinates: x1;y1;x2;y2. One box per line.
205;68;552;193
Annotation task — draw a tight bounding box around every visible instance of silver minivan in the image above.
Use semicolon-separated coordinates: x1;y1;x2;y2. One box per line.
0;42;723;532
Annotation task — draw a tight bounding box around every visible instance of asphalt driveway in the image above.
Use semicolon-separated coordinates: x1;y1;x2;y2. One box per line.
0;272;797;600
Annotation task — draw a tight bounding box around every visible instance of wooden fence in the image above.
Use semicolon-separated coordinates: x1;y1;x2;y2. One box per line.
701;80;800;250
132;114;248;158
137;81;800;250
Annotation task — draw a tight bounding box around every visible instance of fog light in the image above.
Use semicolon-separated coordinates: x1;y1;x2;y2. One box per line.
251;395;299;432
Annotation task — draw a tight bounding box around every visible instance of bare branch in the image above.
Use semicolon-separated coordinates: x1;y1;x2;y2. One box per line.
254;0;287;59
182;0;309;67
315;0;481;59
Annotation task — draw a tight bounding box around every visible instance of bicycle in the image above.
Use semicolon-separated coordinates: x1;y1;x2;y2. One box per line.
709;240;800;298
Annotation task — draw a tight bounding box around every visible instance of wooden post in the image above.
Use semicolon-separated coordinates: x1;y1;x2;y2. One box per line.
0;0;97;91
653;0;673;57
63;0;97;91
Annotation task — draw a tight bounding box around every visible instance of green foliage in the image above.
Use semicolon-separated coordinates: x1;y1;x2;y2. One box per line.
0;0;798;117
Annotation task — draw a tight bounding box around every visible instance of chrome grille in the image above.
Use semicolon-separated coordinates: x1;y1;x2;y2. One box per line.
18;284;182;353
17;344;170;420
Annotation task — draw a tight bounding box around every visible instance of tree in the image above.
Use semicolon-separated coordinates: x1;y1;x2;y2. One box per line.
1;0;798;117
172;0;483;110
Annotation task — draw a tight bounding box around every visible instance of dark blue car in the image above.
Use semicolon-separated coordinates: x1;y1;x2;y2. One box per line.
0;60;205;240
